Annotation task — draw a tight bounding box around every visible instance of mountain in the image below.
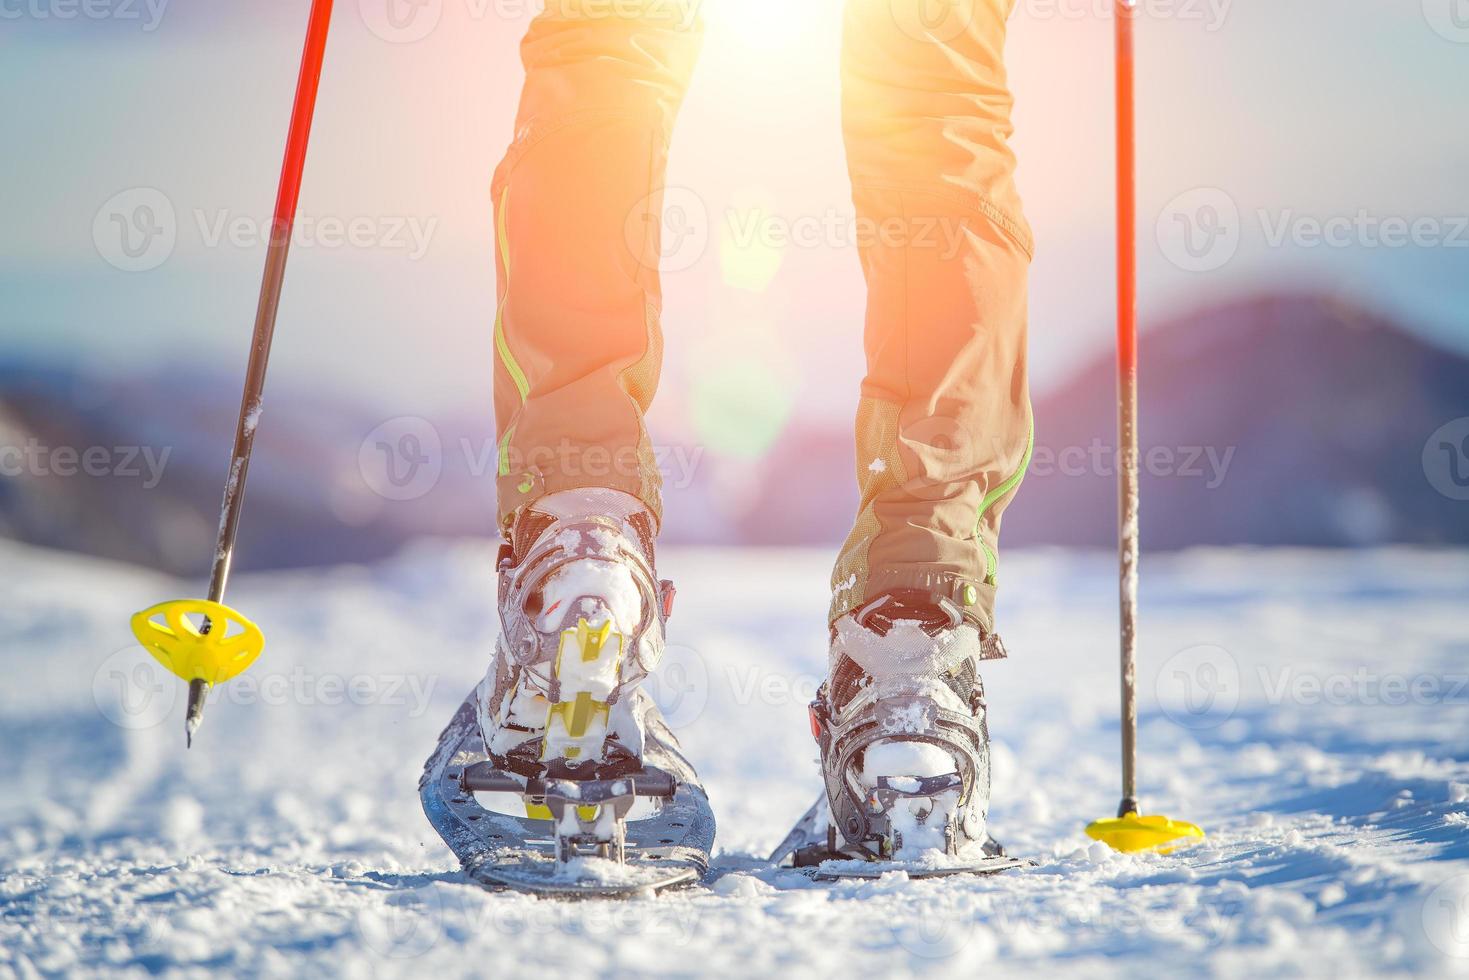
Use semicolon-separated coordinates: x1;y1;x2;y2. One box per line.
0;291;1465;574
1003;292;1469;549
0;363;498;577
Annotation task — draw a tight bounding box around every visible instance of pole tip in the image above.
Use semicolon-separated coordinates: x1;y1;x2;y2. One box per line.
185;679;207;749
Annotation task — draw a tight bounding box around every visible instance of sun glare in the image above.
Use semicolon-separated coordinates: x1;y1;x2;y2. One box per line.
702;0;836;62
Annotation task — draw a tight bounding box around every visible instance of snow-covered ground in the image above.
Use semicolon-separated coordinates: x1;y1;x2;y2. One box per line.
3;540;1468;977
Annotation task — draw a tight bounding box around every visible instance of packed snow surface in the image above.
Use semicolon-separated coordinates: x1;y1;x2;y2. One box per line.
3;541;1469;977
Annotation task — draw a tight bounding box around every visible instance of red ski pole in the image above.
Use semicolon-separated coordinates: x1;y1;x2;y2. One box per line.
130;0;336;747
1085;0;1204;851
1114;0;1140;821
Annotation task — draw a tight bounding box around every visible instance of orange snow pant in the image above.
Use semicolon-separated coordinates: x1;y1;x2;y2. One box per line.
490;0;1033;633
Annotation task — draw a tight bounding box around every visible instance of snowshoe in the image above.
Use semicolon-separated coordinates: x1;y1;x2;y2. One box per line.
420;489;714;897
771;590;1025;879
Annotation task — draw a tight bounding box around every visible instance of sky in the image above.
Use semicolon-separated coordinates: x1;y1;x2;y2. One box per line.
3;0;1467;461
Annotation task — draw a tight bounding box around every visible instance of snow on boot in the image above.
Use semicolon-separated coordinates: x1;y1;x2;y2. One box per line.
475;487;674;777
809;590;1006;861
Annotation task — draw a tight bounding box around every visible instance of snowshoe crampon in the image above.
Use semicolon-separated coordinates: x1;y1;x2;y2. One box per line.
421;690;715;898
768;793;1027;881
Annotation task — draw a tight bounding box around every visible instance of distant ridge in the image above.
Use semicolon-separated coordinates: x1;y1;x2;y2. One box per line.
1;292;1465;573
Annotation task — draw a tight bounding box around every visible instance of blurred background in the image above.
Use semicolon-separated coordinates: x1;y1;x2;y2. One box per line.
2;0;1467;576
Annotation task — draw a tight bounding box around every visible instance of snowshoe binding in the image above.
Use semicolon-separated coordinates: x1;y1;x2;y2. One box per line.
421;489;715;897
771;590;1025;879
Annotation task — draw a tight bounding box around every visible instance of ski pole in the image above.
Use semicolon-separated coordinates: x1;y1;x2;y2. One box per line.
1085;0;1204;852
1114;0;1140;822
129;0;336;748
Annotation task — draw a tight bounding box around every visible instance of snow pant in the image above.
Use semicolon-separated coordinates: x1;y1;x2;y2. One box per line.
491;0;1033;634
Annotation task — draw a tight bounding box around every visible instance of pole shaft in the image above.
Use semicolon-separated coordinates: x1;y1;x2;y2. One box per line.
206;0;334;605
1115;0;1140;814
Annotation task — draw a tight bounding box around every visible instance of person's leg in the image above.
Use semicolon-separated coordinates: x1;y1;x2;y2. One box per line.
832;0;1033;637
803;0;1031;860
491;1;704;532
480;3;703;781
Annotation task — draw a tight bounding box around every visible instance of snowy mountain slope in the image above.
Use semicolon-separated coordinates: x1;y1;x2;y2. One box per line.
2;542;1468;977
